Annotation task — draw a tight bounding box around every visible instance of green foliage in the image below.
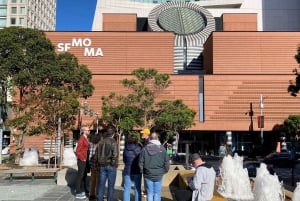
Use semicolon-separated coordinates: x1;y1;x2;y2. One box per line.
101;92;143;134
101;68;196;144
120;68;171;128
155;99;196;132
288;47;300;96
0;27;94;163
284;115;300;136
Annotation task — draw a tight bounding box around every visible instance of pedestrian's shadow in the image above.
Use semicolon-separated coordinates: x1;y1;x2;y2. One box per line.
113;188;174;201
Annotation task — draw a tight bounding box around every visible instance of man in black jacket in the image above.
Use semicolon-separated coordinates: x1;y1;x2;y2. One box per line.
95;128;118;201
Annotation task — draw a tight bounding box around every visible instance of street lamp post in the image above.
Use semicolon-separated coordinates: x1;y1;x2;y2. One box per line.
259;95;264;144
226;131;232;155
95;112;99;134
57;116;61;167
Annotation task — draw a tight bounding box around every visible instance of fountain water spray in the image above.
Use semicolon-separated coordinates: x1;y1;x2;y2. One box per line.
217;154;254;201
292;182;300;201
62;147;77;167
253;163;284;201
19;148;39;166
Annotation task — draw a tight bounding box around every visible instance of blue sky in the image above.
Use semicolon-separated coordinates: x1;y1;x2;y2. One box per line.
56;0;97;31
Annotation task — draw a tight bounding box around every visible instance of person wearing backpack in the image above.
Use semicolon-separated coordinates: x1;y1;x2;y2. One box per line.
95;128;118;201
123;135;142;201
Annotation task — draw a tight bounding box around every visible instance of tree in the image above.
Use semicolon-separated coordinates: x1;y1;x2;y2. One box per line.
284;115;300;140
288;46;300;96
102;92;143;156
154;99;196;146
101;68;171;160
121;68;171;128
0;27;94;164
101;68;196;159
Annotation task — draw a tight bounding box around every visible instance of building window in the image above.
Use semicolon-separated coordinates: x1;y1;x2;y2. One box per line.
11;7;17;14
20;0;25;2
10;17;16;24
0;7;7;16
0;0;7;4
11;0;16;3
20;7;25;14
19;17;24;25
0;18;6;27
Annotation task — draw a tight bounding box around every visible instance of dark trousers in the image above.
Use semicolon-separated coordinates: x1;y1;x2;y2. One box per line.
89;167;99;196
76;159;88;193
175;189;192;201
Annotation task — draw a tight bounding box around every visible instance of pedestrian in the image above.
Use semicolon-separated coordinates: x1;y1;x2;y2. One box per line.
95;128;118;201
123;134;142;201
88;134;102;201
174;153;216;201
140;128;150;198
140;128;150;145
75;126;90;200
218;143;227;160
139;132;170;201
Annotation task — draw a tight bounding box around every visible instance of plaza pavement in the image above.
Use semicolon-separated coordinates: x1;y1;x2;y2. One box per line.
0;167;175;201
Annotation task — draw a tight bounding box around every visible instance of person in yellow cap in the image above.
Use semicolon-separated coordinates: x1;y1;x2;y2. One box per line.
140;128;151;198
140;128;150;146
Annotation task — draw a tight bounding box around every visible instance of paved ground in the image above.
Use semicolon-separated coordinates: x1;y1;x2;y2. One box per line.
0;172;175;201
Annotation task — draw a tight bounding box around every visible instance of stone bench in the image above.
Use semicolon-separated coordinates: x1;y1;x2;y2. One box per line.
2;168;60;183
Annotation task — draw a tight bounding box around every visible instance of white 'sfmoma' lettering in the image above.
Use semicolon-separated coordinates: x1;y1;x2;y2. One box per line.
56;38;103;57
72;38;91;47
84;48;104;57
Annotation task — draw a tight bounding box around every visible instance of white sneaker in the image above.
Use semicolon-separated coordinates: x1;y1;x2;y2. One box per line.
75;193;87;199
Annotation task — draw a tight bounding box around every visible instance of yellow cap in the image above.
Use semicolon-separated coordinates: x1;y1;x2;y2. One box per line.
140;128;150;135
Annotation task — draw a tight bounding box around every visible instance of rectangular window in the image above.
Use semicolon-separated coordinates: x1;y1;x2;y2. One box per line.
0;7;7;16
11;7;17;14
0;0;7;4
0;18;6;27
10;17;16;24
20;7;25;14
19;17;24;25
11;0;16;3
20;0;25;2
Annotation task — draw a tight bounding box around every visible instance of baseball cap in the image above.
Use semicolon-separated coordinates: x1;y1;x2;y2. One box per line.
140;128;150;135
190;153;201;163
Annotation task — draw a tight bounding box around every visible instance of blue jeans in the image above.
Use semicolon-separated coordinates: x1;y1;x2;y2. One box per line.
144;177;162;201
123;174;142;201
97;165;117;201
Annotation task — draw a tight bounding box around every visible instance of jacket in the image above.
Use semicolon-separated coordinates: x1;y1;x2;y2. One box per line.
95;136;118;166
76;135;89;161
188;163;216;201
123;143;142;175
139;140;169;181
